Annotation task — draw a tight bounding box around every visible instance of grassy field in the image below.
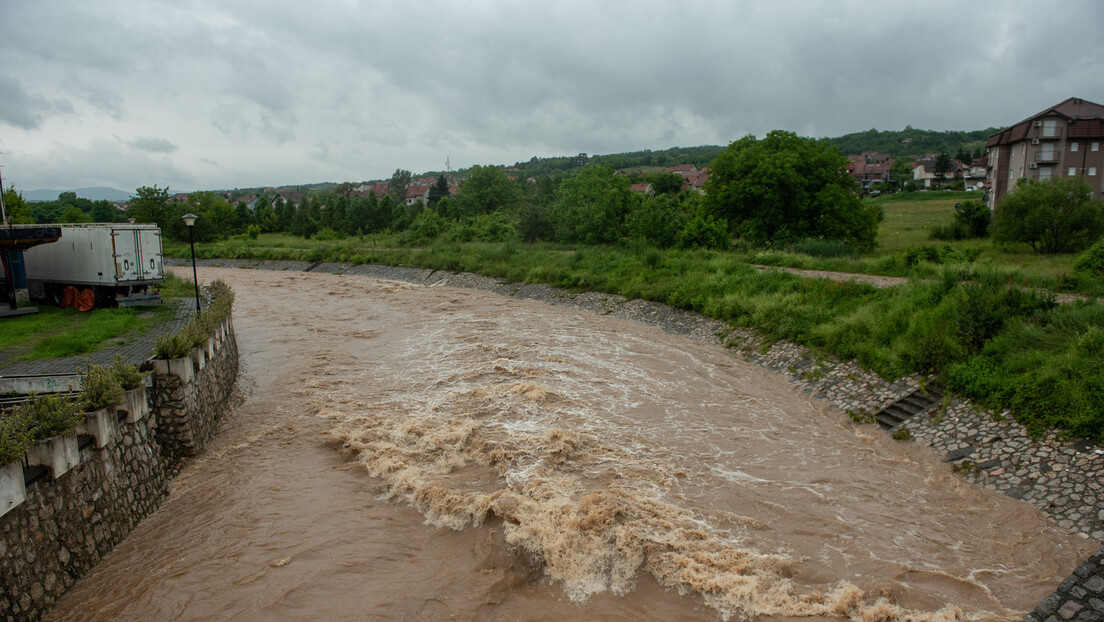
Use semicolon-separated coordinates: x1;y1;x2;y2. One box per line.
0;273;188;361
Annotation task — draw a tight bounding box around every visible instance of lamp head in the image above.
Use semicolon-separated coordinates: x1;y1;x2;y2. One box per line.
182;213;198;228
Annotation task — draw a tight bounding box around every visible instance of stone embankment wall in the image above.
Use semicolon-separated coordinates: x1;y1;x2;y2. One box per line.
153;318;239;464
0;316;238;621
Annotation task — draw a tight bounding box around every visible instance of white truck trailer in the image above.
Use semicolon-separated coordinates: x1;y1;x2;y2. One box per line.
21;223;164;307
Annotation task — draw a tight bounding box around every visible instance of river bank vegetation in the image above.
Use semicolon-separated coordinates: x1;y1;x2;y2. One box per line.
155;135;1103;442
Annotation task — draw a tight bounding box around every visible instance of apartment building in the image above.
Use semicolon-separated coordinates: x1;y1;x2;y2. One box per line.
985;97;1104;209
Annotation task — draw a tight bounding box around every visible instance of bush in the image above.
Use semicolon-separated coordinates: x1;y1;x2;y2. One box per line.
993;177;1104;253
1073;238;1104;279
678;214;730;250
79;363;124;411
16;393;82;440
111;353;146;390
155;280;235;359
0;411;34;466
930;200;991;241
784;238;860;259
904;244;982;266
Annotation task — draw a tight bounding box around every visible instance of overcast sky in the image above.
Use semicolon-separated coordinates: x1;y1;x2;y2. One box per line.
3;0;1103;194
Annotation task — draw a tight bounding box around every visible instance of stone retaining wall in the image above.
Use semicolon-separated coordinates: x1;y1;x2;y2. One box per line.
0;400;166;620
153;318;239;464
0;315;239;621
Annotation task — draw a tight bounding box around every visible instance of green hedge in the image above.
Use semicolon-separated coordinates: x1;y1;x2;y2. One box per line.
154;280;235;359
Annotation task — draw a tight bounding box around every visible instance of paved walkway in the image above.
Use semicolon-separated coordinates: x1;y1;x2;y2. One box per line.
0;298;194;377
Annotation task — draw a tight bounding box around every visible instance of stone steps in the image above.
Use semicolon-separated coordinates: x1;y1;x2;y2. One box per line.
875;382;943;429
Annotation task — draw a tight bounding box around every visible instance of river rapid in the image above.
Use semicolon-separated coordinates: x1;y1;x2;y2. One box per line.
46;267;1096;621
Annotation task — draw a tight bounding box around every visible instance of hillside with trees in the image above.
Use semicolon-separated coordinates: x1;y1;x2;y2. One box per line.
824;126;999;158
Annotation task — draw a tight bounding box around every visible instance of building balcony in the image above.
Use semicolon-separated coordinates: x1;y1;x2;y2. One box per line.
1033;126;1063;139
1034;152;1060;164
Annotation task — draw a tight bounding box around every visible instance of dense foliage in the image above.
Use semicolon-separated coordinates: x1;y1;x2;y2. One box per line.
704;131;881;249
993;177;1104;253
826;127;997;158
930;200;991;240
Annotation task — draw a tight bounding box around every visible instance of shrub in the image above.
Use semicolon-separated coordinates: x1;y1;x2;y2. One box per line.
0;410;34;466
784;238;859;259
79;363;124;411
155;280;235;359
111;353;146;390
678;214;730;250
931;200;991;241
1073;238;1104;279
16;393;82;440
904;244;982;266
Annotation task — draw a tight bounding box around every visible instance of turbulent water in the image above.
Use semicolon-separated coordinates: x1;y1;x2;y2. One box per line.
47;267;1096;621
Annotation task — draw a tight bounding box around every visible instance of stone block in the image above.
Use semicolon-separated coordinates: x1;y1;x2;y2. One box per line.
76;408;118;448
26;435;79;479
123;387;149;423
0;461;26;518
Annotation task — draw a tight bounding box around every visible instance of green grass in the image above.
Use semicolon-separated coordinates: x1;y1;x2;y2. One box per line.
0;275;185;362
22;308;152;360
0;307;88;352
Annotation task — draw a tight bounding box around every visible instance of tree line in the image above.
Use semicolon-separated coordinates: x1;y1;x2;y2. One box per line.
5;132;882;253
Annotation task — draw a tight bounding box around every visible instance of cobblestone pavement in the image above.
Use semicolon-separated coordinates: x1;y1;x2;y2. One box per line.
0;298;194;377
169;258;1104;616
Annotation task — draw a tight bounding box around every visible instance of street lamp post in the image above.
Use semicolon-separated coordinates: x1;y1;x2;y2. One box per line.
181;213;201;317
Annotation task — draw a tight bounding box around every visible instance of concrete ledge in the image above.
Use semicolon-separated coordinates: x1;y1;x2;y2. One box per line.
0;374;81;395
76;407;118;448
123;387;149;423
26;434;79;479
0;461;25;519
154;356;194;384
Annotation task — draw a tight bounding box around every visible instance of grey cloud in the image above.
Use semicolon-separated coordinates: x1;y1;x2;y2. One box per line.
0;76;73;129
129;137;179;153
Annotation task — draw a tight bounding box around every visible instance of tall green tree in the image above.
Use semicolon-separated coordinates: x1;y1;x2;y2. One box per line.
453;165;524;218
993;177;1104;254
129;185;171;228
2;185;33;224
703;130;880;249
552;164;634;244
890;157;914;190
428;174;450;206
388;169;412;205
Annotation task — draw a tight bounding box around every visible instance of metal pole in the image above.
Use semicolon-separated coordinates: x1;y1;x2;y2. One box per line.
188;225;201;317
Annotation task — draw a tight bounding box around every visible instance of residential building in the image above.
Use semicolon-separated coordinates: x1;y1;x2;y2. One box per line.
846;152;893;190
985;97;1104;209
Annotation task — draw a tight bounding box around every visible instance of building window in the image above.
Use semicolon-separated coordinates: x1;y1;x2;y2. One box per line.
1091;167;1098;176
1039;166;1052;180
1071;142;1079;152
1093;142;1100;152
1068;167;1078;176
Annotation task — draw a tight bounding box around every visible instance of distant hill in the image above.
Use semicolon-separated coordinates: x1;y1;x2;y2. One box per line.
24;187;133;203
823;127;1000;158
500;129;998;179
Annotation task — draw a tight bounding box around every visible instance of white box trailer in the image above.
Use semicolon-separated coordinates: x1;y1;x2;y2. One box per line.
21;223;164;307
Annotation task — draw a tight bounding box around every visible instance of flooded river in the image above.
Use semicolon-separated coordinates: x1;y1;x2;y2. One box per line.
47;267;1096;621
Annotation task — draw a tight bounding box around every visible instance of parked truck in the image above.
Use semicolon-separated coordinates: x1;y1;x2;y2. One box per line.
20;223;164;307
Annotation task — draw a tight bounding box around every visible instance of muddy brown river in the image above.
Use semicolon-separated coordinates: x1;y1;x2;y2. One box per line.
47;267;1096;621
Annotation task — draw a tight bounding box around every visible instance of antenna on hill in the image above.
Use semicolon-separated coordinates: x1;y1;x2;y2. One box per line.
446;156;452;175
0;146;8;228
